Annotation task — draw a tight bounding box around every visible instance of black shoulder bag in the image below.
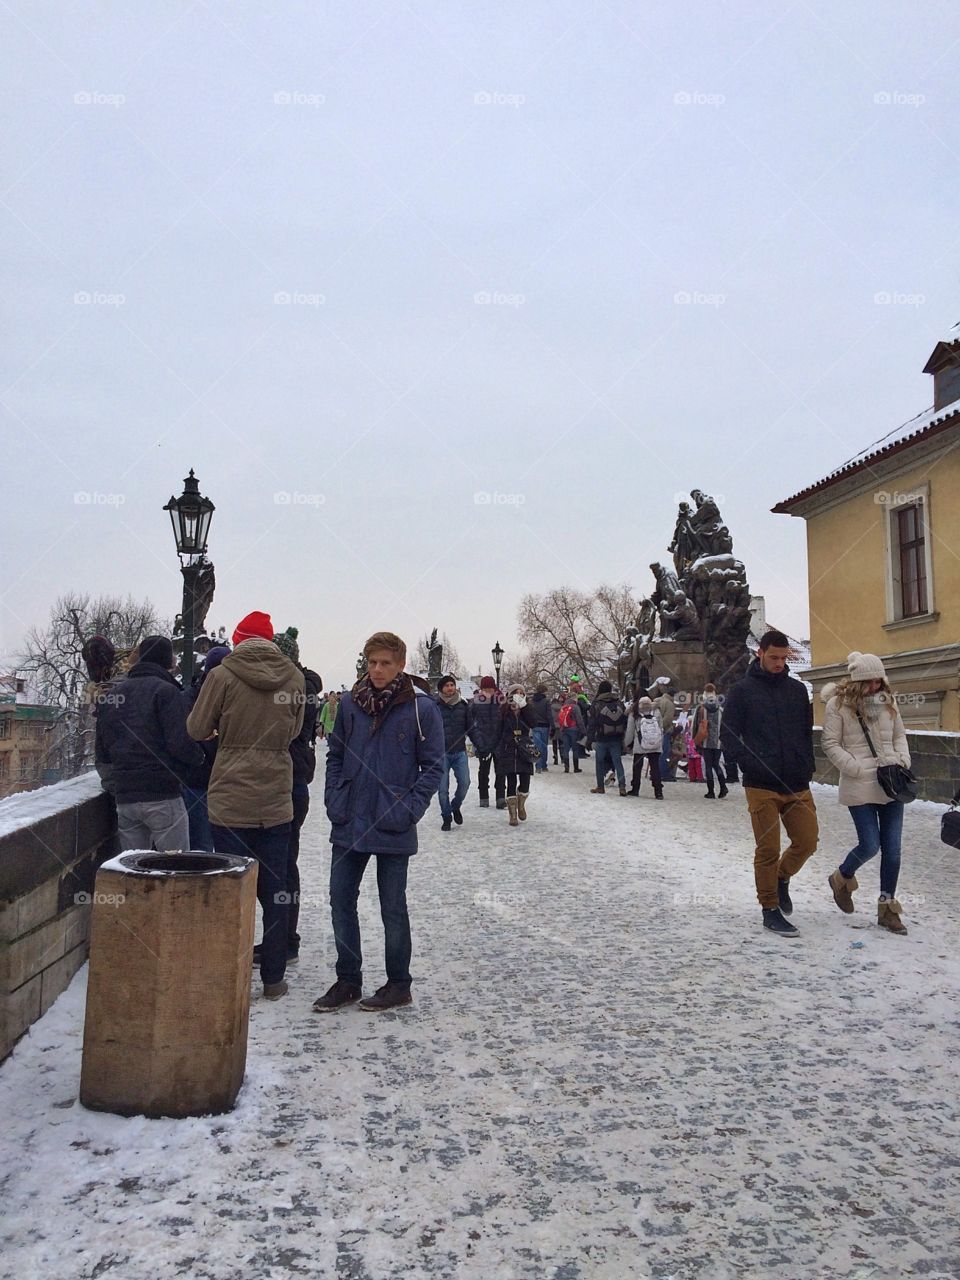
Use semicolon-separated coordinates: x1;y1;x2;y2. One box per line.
855;712;917;804
942;784;960;849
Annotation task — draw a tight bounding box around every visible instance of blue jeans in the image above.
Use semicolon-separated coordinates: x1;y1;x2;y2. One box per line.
560;728;581;767
438;750;471;821
182;786;213;852
211;822;291;985
532;726;550;770
660;736;674;781
330;848;411;988
594;738;625;789
840;802;904;897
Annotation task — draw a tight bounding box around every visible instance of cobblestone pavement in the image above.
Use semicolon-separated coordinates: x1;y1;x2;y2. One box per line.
2;761;959;1280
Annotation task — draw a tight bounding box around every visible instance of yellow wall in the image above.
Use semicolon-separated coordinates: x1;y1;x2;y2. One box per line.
805;449;960;729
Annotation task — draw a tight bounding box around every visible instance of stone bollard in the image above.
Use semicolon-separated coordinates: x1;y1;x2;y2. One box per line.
80;850;258;1119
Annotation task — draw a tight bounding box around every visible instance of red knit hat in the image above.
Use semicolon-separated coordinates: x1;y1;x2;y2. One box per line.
232;611;274;646
480;675;497;690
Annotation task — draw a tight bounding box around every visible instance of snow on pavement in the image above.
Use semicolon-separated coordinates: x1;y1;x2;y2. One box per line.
1;758;959;1280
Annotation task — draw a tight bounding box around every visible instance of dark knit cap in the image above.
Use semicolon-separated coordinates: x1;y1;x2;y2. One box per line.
480;675;497;690
203;645;231;674
273;626;300;663
597;680;613;695
438;673;456;689
138;635;175;669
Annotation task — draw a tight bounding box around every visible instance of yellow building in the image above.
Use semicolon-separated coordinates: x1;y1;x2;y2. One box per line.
773;337;960;730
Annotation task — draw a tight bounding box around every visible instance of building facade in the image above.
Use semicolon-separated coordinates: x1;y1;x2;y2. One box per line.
0;677;65;798
773;338;960;730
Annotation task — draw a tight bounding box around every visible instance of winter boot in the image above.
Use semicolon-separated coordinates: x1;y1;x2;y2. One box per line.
718;784;729;798
506;796;519;827
452;807;463;825
496;797;507;810
762;908;799;938
441;818;452;831
877;897;908;935
564;763;570;773
654;786;663;800
517;792;528;821
828;870;858;914
704;789;716;799
590;785;605;794
778;876;793;916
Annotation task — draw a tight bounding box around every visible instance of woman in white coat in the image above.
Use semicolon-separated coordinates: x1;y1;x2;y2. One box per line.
821;651;910;934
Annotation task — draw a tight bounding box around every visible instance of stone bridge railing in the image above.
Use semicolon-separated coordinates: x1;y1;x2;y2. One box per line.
0;773;116;1061
813;727;960;805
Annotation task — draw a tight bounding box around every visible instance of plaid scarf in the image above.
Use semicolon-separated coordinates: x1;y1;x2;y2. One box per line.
352;672;408;722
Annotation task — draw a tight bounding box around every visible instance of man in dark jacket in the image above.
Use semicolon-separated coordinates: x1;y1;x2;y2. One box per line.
314;631;443;1014
96;634;203;854
273;627;322;962
470;676;506;808
721;630;818;939
588;681;627;794
434;674;473;831
528;684;554;773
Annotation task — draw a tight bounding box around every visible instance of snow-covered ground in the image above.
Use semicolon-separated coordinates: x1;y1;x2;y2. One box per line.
2;757;959;1280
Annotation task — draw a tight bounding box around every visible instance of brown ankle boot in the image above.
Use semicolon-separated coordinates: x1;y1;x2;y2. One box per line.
878;897;908;935
516;791;528;821
506;796;519;827
828;870;858;914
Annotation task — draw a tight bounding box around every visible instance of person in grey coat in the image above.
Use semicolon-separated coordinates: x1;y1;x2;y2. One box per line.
691;683;728;799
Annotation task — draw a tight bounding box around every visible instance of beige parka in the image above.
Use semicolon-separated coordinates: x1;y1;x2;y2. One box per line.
820;684;910;807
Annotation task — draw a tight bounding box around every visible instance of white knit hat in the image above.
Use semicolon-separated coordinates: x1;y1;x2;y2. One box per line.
846;651;886;681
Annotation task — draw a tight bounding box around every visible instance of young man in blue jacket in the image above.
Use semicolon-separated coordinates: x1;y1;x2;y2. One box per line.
314;631;444;1013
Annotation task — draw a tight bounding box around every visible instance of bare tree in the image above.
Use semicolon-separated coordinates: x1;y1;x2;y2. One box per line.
516;583;637;693
414;631;465;678
20;593;170;779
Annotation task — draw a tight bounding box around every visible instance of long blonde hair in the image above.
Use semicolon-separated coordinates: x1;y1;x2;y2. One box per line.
834;676;896;720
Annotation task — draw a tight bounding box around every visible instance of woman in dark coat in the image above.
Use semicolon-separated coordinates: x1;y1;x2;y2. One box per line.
494;685;537;826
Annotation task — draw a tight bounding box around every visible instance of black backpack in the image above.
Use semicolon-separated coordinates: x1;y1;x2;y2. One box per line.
595;699;626;737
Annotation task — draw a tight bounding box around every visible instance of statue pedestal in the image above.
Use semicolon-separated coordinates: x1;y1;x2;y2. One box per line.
649;640;708;693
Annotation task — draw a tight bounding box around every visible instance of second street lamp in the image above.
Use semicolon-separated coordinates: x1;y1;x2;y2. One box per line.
163;469;215;687
491;640;504;690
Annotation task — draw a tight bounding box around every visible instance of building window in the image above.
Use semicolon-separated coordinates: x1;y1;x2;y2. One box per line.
0;715;11;739
19;754;40;782
897;503;928;617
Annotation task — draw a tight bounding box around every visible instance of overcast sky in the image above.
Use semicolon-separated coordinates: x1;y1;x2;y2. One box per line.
2;1;958;687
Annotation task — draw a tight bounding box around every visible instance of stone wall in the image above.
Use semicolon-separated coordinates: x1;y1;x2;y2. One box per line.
812;727;960;804
0;773;116;1061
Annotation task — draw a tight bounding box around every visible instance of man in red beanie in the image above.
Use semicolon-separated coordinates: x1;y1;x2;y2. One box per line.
470;676;506;808
188;611;305;1000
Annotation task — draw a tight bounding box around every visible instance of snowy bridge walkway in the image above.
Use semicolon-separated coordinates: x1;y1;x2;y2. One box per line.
2;759;959;1280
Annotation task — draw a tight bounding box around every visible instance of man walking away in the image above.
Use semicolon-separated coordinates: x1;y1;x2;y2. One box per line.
96;634;202;854
588;681;627;795
314;632;443;1013
188;610;304;1000
692;683;728;799
435;674;473;831
722;630;818;939
557;692;586;773
471;676;506;808
529;683;554;773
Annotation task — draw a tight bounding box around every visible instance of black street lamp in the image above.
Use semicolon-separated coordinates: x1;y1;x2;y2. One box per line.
491;640;504;689
163;469;215;687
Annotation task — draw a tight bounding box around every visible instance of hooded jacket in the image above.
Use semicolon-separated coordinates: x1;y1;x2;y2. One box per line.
187;638;305;827
720;659;814;794
588;690;627;741
95;661;203;803
820;685;910;807
692;697;722;750
434;690;474;755
325;679;444;856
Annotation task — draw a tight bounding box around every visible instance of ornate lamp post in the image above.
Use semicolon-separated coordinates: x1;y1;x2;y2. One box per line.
491;640;504;690
163;469;215;687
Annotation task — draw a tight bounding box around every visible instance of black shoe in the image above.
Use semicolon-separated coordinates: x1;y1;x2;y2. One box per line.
778;877;793;916
441;818;452;831
573;766;582;773
312;980;362;1012
564;764;570;773
358;982;412;1012
452;808;463;825
718;785;729;798
762;908;799;938
479;798;490;808
626;788;640;797
496;798;507;810
703;791;716;799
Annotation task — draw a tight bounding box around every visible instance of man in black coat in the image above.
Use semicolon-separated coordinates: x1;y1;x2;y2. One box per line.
721;630;818;939
96;634;203;852
434;674;474;831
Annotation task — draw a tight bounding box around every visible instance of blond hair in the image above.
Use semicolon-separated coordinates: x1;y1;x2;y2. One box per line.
363;631;407;663
835;676;896;719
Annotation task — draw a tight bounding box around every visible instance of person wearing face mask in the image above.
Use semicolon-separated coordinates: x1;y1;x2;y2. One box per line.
494;685;537;826
821;652;911;935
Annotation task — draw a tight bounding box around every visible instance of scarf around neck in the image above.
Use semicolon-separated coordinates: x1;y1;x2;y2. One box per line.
353;672;408;721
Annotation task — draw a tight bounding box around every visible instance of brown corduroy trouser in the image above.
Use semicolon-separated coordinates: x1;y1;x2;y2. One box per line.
744;786;819;909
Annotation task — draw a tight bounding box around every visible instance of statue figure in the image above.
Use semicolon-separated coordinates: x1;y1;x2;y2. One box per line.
660;588;701;640
689;490;733;558
427;627;444;690
668;502;701;575
636;597;657;639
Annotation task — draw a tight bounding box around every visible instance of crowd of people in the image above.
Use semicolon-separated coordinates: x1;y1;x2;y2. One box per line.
87;619;914;1010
